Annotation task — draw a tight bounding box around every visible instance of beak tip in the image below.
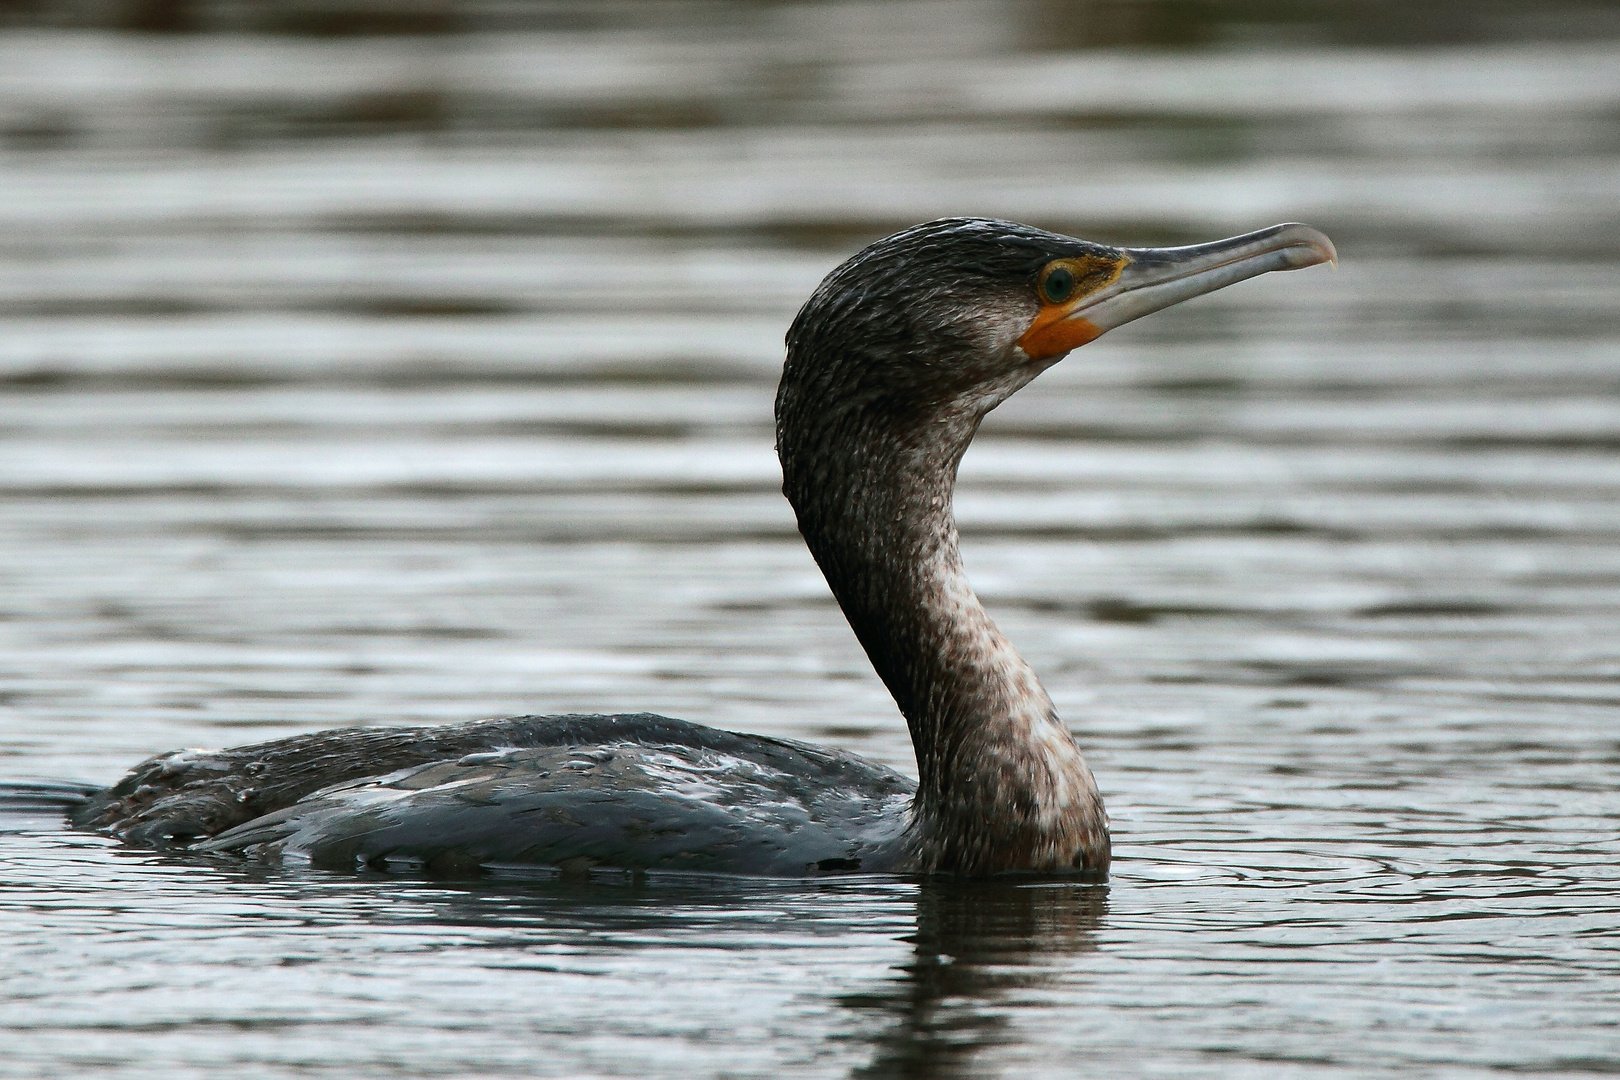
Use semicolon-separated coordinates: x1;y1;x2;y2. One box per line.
1274;222;1338;270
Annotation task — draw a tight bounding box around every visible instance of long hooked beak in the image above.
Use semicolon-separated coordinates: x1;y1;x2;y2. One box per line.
1017;223;1337;361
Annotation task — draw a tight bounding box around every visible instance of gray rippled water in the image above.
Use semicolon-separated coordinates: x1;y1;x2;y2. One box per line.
1;1;1618;1076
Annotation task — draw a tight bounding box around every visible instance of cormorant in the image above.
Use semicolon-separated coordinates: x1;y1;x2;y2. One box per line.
69;219;1335;879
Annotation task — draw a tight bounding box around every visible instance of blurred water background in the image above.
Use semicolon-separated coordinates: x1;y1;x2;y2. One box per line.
1;1;1618;1076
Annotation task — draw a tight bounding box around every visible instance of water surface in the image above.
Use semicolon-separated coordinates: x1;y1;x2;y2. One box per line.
1;2;1617;1076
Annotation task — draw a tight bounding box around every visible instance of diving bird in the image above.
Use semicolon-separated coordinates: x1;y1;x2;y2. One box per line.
70;219;1336;879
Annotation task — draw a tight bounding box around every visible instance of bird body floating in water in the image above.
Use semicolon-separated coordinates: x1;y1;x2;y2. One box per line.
67;219;1336;879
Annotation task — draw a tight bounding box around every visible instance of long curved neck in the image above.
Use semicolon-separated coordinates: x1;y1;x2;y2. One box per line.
780;408;1108;876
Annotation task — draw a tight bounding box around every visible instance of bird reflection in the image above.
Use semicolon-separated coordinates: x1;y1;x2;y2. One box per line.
119;850;1107;1078
850;881;1107;1079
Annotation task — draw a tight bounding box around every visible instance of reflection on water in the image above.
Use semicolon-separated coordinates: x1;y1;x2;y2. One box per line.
851;884;1105;1080
1;821;1108;1079
1;0;1619;1077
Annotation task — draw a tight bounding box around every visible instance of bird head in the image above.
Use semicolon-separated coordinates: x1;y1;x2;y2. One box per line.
780;217;1336;436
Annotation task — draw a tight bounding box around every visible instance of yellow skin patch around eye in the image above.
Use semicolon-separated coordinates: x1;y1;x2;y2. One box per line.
1016;253;1130;362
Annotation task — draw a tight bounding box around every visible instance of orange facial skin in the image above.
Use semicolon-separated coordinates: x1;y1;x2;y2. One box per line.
1015;252;1129;362
1016;307;1104;361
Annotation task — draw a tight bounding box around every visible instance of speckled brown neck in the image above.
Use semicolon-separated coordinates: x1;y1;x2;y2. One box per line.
778;406;1108;876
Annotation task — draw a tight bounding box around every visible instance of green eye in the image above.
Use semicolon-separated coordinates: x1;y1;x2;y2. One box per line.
1043;266;1075;304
